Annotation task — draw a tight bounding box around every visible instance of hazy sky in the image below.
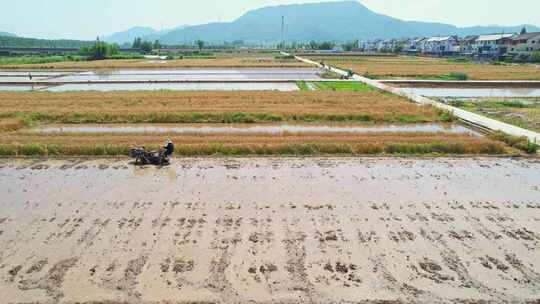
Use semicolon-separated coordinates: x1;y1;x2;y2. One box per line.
1;0;539;40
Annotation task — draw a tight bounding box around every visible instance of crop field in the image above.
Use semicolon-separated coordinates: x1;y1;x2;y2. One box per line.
0;90;517;156
0;53;309;70
0;91;449;124
446;98;540;133
305;55;540;80
1;157;539;303
0;54;538;304
0;132;507;156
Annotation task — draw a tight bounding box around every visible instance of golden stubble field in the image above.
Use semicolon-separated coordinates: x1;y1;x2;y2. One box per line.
306;55;540;80
0;90;441;120
0;90;511;156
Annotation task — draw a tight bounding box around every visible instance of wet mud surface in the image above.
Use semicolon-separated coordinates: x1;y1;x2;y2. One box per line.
0;157;539;303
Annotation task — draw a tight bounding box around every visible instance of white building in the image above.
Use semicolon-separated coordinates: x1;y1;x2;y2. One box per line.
423;36;460;54
472;34;515;57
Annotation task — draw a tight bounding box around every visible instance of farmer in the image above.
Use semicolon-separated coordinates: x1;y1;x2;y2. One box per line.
163;139;174;157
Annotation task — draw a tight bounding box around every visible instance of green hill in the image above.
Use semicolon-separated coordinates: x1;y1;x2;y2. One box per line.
0;35;94;48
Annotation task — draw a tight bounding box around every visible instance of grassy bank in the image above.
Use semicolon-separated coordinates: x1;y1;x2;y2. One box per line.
448;98;540;133
312;81;373;91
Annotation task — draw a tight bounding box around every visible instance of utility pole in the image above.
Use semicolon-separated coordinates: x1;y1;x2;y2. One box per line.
281;16;285;50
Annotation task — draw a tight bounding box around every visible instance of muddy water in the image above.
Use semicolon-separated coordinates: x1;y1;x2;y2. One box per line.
36;123;482;136
0;157;539;303
49;68;325;82
401;87;540;98
43;82;301;92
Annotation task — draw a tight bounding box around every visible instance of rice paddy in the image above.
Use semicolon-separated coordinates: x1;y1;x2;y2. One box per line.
0;91;450;124
0;132;507;156
305;55;540;80
0;89;517;156
0;53;531;156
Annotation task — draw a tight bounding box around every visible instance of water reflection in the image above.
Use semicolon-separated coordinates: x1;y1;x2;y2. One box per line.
401;87;540;98
37;123;481;136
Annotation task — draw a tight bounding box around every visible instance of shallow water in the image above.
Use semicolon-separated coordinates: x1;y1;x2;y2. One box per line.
36;123;481;136
401;87;540;97
44;82;300;92
0;85;48;91
0;157;539;303
0;71;70;77
0;68;324;83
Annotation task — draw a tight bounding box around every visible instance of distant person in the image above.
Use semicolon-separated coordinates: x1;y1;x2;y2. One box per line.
163;139;174;157
28;73;32;80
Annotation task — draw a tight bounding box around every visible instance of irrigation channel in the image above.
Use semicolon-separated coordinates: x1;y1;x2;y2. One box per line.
0;68;327;92
35;123;481;136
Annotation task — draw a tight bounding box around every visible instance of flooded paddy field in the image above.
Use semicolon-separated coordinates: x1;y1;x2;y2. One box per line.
0;157;539;303
41;82;301;92
0;55;310;70
400;87;540;98
0;68;328;92
303;55;540;80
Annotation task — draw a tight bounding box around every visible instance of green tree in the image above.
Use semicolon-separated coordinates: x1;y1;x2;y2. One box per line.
140;41;153;53
195;40;205;51
532;51;540;63
153;40;162;50
342;40;359;52
80;39;119;60
132;37;142;49
318;41;335;50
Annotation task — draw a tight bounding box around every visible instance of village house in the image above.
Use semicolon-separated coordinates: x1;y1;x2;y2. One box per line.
508;32;540;56
376;39;398;52
423;36;460;55
404;37;426;54
459;35;478;56
472;33;515;58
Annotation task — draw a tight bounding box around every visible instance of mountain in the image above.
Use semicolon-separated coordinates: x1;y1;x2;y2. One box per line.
104;25;188;44
104;26;158;44
156;1;539;44
0;31;16;37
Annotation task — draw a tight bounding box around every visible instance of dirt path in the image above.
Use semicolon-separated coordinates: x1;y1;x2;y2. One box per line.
0;157;539;303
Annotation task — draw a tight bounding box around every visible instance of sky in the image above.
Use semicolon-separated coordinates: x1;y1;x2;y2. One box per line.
1;0;539;40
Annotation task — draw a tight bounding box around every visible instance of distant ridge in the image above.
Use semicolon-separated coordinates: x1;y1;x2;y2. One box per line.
154;1;539;44
104;26;188;44
0;31;17;37
5;1;540;46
